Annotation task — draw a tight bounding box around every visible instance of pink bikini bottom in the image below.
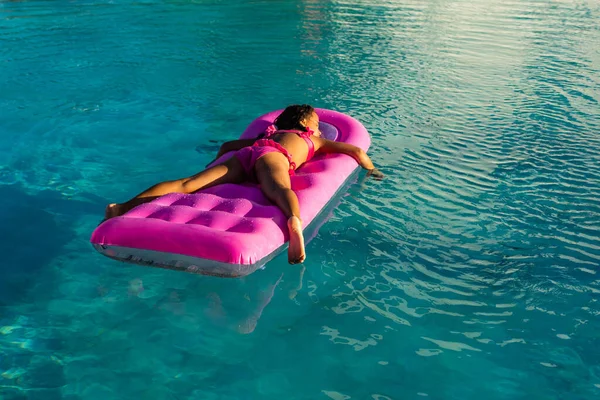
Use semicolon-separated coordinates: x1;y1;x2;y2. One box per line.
234;139;297;175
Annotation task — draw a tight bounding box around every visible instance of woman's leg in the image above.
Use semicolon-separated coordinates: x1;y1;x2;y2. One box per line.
105;156;246;219
254;153;305;264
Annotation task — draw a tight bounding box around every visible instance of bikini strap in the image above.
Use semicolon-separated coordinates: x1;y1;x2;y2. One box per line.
303;127;315;160
264;124;278;137
265;124;314;137
254;138;297;173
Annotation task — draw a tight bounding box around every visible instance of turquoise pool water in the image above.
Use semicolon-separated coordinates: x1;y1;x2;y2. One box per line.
1;0;600;398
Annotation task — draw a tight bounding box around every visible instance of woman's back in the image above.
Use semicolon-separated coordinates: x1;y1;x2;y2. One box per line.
265;132;315;169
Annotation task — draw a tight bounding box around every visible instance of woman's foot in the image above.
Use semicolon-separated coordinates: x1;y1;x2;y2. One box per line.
287;216;305;264
104;203;124;220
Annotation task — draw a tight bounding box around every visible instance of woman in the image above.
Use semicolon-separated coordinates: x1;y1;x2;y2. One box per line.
105;105;382;264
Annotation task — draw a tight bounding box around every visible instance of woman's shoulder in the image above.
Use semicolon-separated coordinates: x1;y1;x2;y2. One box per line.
310;135;328;148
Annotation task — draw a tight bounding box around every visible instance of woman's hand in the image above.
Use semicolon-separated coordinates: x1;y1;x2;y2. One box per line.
367;168;384;180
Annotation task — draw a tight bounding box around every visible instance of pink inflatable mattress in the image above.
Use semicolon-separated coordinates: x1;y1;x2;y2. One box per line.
90;108;371;277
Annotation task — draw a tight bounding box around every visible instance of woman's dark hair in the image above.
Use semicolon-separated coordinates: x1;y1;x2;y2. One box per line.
274;104;315;131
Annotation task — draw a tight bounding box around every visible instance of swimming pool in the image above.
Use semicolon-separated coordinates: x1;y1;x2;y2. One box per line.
1;0;599;398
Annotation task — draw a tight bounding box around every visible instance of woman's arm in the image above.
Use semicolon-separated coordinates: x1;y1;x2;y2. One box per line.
314;138;373;168
205;138;259;167
217;138;258;158
314;138;384;179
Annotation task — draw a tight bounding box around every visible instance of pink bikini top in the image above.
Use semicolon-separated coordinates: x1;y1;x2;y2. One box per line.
263;124;316;161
